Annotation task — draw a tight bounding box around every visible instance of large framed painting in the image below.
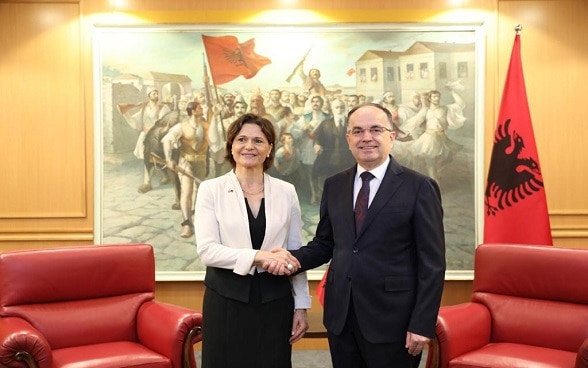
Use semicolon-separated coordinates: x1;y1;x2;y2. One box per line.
93;23;485;280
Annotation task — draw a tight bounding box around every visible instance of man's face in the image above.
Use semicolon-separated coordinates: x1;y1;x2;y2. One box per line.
148;90;159;102
192;103;204;117
310;97;324;111
346;105;395;170
178;99;188;114
234;102;247;117
281;134;294;145
281;91;291;103
384;94;395;104
269;90;280;102
223;94;235;106
309;69;320;79
332;102;346;117
430;93;441;106
348;96;359;108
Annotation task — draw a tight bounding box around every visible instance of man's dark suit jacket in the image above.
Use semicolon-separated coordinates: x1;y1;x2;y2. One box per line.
293;156;446;343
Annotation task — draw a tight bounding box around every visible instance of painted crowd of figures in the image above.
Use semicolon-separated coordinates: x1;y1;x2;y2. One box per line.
117;67;466;239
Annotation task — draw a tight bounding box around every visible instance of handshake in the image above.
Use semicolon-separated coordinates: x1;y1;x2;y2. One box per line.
257;248;301;276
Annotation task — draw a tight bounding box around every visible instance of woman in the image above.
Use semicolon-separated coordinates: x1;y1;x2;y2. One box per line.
195;113;311;368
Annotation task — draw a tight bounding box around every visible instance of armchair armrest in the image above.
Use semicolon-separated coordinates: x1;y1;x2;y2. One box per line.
137;301;202;368
0;317;53;368
577;337;588;368
429;303;491;368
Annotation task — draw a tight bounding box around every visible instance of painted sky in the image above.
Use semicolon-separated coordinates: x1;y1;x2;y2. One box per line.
98;25;478;94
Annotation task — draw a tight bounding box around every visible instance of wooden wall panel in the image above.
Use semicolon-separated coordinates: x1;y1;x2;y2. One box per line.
0;2;86;224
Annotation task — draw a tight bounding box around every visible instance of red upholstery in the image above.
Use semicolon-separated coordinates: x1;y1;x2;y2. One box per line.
0;244;202;368
428;244;588;368
577;338;588;368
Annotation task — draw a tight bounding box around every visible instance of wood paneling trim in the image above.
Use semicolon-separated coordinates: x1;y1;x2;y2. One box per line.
550;212;588;240
0;211;88;219
552;231;588;239
0;232;93;242
551;210;588;216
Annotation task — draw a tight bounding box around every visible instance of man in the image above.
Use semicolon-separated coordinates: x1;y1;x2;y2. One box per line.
281;90;295;111
397;91;423;137
381;91;399;122
218;92;236;120
267;103;446;368
208;98;247;176
346;94;360;110
293;91;310;116
118;87;171;193
409;81;466;181
291;94;330;205
143;94;190;209
312;98;355;198
380;91;412;166
265;88;284;120
295;64;341;97
162;101;209;238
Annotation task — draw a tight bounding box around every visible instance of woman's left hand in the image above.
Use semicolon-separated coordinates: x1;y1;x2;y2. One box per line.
289;309;309;344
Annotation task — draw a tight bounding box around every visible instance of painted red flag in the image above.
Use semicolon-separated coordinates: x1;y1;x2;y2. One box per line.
202;35;271;85
483;33;552;245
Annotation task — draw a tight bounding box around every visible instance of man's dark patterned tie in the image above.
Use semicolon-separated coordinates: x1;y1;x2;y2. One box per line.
355;171;374;233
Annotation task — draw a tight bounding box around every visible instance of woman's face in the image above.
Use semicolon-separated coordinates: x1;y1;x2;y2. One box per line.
231;123;272;170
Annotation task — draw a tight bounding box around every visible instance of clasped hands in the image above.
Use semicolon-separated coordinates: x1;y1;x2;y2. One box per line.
256;248;300;276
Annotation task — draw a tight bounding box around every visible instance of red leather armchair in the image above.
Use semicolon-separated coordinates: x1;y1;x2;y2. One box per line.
0;243;202;368
427;243;588;368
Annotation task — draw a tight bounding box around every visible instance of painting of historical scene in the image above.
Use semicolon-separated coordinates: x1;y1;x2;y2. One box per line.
94;25;481;278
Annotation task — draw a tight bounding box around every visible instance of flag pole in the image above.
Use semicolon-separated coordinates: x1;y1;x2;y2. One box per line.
286;46;312;83
514;24;522;34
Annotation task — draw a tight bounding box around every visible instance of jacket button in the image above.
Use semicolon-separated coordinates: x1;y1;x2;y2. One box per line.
352;247;359;253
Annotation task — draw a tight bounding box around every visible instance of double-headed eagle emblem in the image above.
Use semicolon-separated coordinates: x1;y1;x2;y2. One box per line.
485;118;544;216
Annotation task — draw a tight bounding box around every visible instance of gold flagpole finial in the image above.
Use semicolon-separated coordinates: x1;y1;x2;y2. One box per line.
514;24;523;34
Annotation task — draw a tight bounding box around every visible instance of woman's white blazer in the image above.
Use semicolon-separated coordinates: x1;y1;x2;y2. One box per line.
195;170;311;309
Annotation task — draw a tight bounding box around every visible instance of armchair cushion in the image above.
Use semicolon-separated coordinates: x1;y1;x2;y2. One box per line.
450;343;577;368
0;244;202;368
52;342;171;368
5;294;151;349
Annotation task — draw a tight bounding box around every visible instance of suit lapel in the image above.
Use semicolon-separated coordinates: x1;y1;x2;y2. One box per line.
333;168;357;237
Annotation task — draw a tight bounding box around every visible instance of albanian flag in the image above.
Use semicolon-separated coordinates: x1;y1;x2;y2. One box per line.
202;35;271;85
483;31;552;245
